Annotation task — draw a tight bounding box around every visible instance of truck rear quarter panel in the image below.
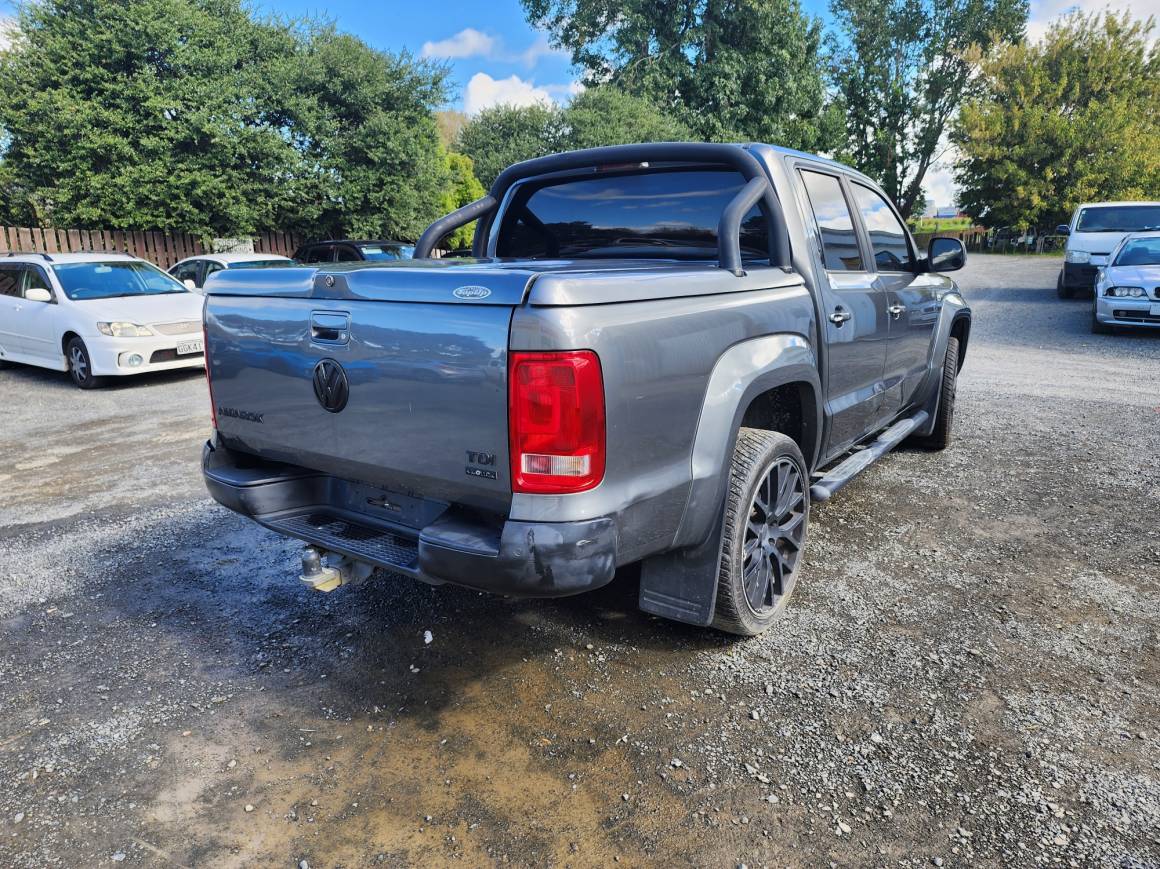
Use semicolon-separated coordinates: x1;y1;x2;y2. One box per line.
509;269;815;564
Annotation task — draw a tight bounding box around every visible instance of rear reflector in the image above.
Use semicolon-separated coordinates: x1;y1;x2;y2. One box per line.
203;316;216;430
509;350;605;494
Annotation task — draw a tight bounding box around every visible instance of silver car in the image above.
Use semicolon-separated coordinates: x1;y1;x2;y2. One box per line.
1093;230;1160;333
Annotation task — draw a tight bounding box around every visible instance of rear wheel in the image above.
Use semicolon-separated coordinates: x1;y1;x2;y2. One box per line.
909;336;959;451
712;429;809;637
66;337;105;389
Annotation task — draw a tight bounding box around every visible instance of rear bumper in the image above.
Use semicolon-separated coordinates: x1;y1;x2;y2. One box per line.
202;438;617;598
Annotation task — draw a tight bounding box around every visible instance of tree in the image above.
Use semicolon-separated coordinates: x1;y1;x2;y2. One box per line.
563;87;692;150
456;87;691;190
439;150;486;249
953;12;1160;230
456;103;564;189
277;28;450;240
0;0;451;241
827;0;1027;218
520;0;837;151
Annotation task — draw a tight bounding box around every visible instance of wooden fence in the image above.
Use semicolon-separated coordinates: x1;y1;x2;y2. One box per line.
1;226;301;269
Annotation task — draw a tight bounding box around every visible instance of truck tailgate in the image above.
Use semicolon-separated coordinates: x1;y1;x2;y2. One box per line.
205;266;524;514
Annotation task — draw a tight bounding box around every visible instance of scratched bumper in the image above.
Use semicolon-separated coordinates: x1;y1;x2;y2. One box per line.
202;436;617;598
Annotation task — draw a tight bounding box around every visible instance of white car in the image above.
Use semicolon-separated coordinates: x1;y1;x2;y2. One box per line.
1056;201;1160;298
0;252;205;388
1092;231;1160;334
169;252;293;292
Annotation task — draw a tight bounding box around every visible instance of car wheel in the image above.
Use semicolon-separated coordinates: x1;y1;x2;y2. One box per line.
712;428;809;637
1056;272;1072;299
909;336;959;451
66;337;105;389
1091;309;1113;335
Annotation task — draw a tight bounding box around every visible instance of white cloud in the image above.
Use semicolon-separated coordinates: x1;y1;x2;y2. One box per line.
421;28;497;60
923;162;959;213
422;28;568;67
1026;0;1160;43
0;15;16;52
464;72;554;114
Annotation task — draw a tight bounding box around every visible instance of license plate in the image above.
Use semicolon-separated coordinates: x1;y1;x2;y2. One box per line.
176;340;203;355
1150;304;1160;316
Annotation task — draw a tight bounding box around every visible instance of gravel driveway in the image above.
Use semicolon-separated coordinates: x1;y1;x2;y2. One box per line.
1;255;1157;868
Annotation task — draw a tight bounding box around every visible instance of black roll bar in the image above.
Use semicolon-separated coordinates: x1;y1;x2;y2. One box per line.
413;142;792;273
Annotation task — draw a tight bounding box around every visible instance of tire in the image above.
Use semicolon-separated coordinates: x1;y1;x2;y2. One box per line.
1056;272;1072;299
712;428;809;637
66;337;105;389
1091;309;1112;335
909;336;959;451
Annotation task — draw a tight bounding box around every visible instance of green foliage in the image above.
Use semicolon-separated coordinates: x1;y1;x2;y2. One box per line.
439;150;486;249
953;12;1160;229
520;0;836;151
0;0;450;240
562;87;691;150
828;0;1027;218
456;87;690;190
455;102;564;190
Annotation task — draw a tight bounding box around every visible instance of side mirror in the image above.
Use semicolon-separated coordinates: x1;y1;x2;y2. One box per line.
182;279;197;291
25;287;53;303
927;237;966;272
1055;224;1070;236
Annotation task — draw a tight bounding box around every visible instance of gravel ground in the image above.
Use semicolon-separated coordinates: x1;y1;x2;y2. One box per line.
1;254;1157;868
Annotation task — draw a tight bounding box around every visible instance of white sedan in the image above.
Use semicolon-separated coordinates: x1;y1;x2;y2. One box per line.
1092;231;1160;334
170;252;292;292
0;252;205;388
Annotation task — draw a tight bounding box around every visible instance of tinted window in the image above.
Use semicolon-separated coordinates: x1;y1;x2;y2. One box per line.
24;266;52;294
335;246;361;262
496;168;768;260
172;261;200;284
800;171;863;271
359;244;414;261
1076;205;1160;233
301;245;333;263
0;265;22;297
852;184;913;271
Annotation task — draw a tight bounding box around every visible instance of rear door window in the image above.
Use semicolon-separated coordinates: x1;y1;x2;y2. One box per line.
335;245;361;262
495;168;768;261
851;183;913;272
799;170;864;271
302;245;334;263
0;265;22;297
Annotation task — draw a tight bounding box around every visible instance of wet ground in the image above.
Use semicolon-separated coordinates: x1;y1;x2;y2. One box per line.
1;255;1158;868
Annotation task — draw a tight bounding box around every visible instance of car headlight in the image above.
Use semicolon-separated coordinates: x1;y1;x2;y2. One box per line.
1105;286;1146;298
97;321;154;337
1066;250;1091;264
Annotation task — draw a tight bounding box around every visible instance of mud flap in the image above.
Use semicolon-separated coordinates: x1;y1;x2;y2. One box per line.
637;506;725;626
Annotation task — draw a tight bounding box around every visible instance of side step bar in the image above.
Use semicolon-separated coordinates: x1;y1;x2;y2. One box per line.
809;410;928;503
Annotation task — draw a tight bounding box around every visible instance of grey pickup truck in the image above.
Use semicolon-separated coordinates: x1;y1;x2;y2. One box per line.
202;143;970;636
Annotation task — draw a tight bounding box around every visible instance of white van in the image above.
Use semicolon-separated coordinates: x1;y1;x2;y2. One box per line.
1056;201;1160;298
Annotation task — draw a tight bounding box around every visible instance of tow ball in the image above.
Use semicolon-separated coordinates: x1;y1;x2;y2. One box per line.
298;545;373;592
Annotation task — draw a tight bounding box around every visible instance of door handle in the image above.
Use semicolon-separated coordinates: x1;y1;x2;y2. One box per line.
887;303;906;319
310;311;350;344
829;307;852;325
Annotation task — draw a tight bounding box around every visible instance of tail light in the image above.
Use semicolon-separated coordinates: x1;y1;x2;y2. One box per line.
509;350;605;494
203;316;216;430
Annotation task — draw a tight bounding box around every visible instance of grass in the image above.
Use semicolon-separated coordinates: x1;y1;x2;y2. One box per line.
908;217;977;232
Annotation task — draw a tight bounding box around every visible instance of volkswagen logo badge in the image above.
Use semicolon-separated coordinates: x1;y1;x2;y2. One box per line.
453;285;491;300
312;358;349;413
323;274;336;288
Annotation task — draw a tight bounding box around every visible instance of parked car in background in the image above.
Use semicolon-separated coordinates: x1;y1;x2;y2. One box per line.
202;142;970;637
0;252;204;388
1057;201;1160;298
1092;231;1160;334
293;240;415;264
170;253;292;292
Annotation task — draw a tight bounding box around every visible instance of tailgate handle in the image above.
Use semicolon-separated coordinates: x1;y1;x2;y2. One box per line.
311;311;350;345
